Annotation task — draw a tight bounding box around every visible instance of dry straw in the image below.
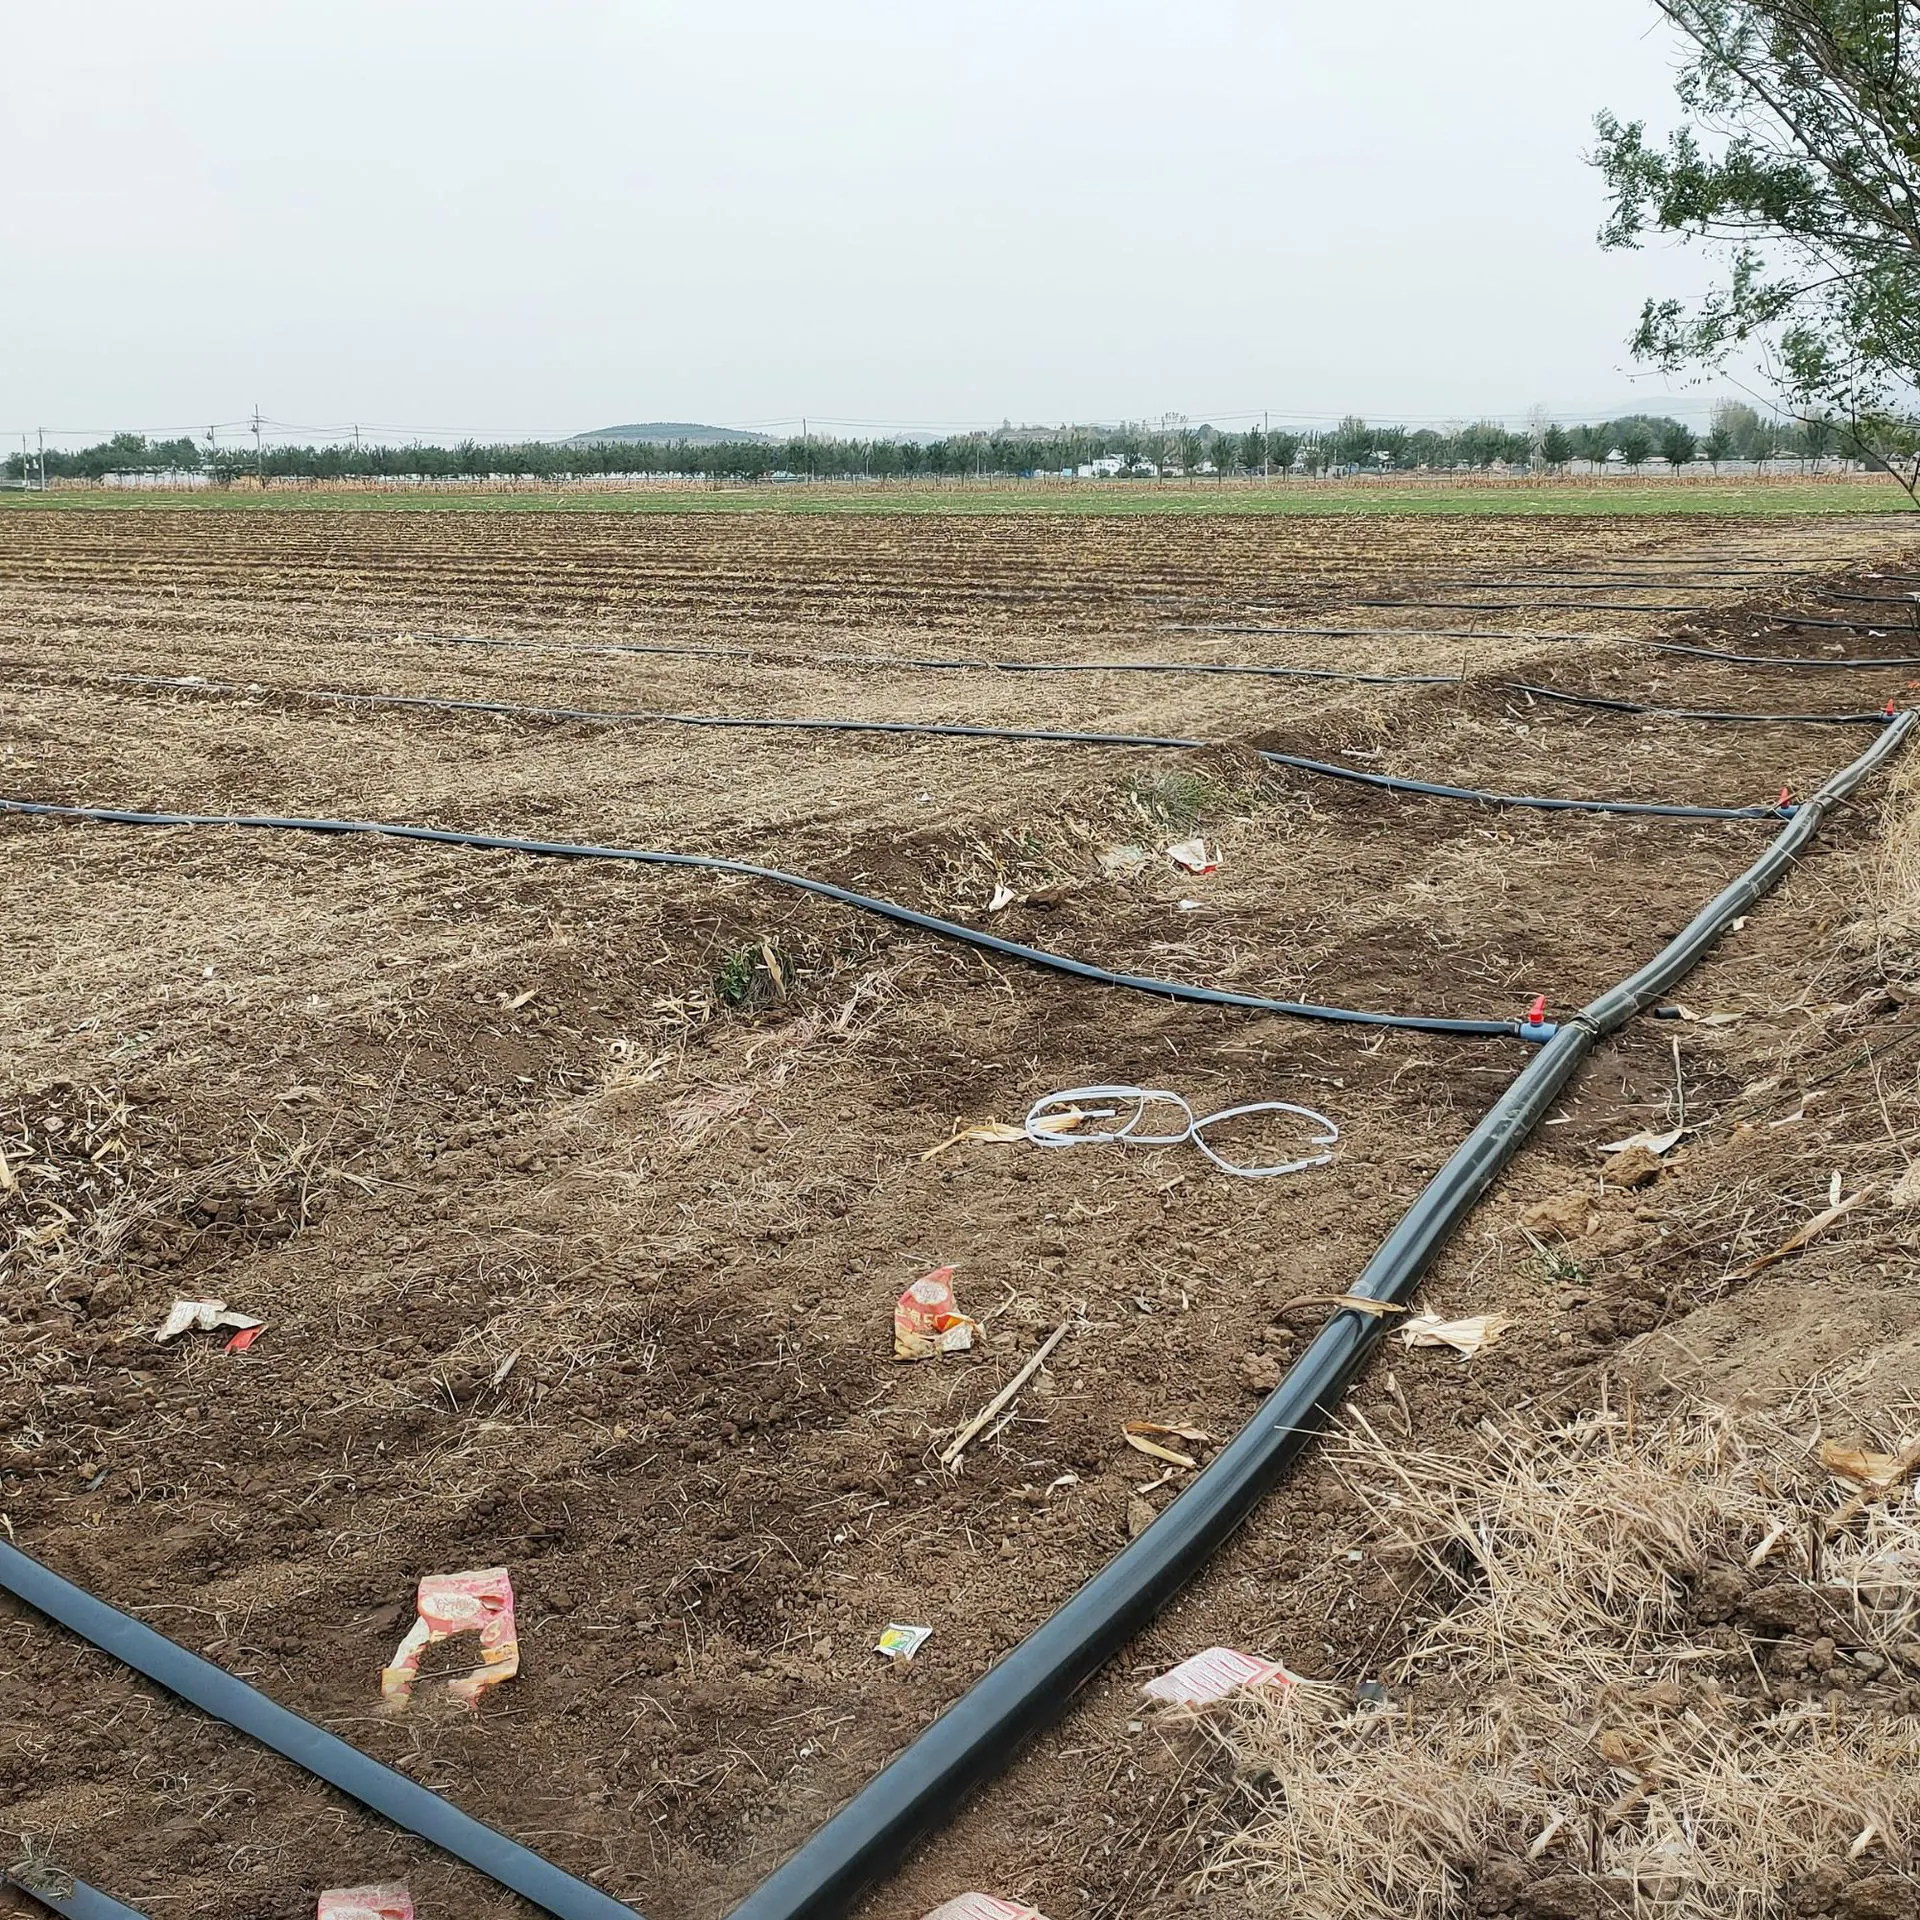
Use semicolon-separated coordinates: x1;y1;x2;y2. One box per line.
1196;1400;1920;1919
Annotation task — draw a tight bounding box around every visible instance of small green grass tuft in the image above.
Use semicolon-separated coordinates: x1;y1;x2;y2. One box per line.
713;936;801;1015
1127;767;1228;831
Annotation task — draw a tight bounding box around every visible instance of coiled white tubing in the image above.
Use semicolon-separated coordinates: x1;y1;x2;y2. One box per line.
1022;1084;1338;1179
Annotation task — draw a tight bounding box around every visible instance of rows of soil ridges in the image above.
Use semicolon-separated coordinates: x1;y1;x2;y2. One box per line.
1;506;1918;1920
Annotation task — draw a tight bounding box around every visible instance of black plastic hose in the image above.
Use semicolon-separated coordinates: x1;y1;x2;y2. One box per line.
418;620;1920;680
1416;577;1800;591
1652;639;1920;668
1256;749;1788;819
825;649;1453;685
1188;624;1920;671
2;716;1909;1920
1165;621;1602;643
103;674;1798;819
1506;684;1891;726
107;674;1210;753
0;799;1549;1041
721;706;1917;1920
0;1544;643;1920
2;1866;150;1920
414;630;1458;687
1768;612;1920;633
415;630;751;662
1357;599;1720;613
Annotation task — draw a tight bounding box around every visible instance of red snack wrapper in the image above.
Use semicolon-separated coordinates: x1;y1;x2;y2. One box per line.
317;1888;414;1920
379;1567;519;1707
893;1266;979;1361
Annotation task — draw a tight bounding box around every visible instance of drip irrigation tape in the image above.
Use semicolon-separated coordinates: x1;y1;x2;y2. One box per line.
416;631;752;662
3;1866;150;1920
1439;565;1821;579
413;628;1461;687
821;650;1452;685
1165;622;1605;642
1357;599;1722;613
0;1542;644;1920
109;674;1209;754
1179;622;1920;671
724;707;1918;1920
0;799;1547;1041
1506;684;1891;726
1256;749;1787;820
1581;708;1917;1024
1417;576;1807;591
107;674;1798;819
415;619;1920;679
1650;640;1920;668
1767;613;1920;633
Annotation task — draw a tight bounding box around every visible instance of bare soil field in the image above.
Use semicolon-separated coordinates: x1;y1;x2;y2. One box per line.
3;506;1919;1920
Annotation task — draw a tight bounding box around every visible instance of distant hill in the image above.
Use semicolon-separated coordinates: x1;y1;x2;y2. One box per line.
566;421;769;446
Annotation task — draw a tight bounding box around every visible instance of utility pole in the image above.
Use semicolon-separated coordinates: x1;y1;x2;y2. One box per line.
1263;409;1270;479
252;406;264;485
37;428;47;492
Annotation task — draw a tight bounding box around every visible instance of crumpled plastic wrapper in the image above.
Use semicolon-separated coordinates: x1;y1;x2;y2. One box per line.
894;1266;980;1361
1142;1645;1296;1707
318;1887;414;1920
379;1568;518;1707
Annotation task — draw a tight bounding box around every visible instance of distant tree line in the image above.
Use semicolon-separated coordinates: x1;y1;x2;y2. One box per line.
1;404;1861;484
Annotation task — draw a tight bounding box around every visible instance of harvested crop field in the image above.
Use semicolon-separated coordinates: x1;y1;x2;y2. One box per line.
4;504;1920;1920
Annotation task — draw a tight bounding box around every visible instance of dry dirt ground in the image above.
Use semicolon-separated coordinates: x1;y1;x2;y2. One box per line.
2;506;1919;1920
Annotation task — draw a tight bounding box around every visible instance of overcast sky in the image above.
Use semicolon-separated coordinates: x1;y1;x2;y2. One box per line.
3;1;1725;445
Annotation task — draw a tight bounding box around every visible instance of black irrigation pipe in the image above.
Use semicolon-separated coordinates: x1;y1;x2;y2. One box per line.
2;1865;150;1920
1440;565;1822;579
411;630;754;662
105;673;1210;754
0;1543;643;1920
1175;620;1920;671
1505;683;1892;726
1424;564;1822;578
412;628;1463;688
1246;572;1827;599
1172;620;1591;638
724;703;1920;1920
1355;599;1727;613
102;673;1802;820
0;799;1548;1041
1167;622;1631;645
1651;639;1920;668
1767;612;1920;633
0;716;1909;1920
415;618;1919;680
1808;591;1920;606
1255;749;1791;819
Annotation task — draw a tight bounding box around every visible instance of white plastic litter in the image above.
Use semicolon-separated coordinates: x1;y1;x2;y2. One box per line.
1022;1085;1337;1180
921;1898;1048;1920
154;1299;263;1344
1142;1646;1297;1706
